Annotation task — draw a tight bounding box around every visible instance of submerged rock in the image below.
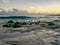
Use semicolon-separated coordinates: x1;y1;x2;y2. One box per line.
0;41;9;45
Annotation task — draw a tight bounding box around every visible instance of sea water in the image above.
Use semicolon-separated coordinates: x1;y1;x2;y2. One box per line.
0;14;59;22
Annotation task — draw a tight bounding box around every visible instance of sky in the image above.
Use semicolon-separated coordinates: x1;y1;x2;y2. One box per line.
0;0;60;14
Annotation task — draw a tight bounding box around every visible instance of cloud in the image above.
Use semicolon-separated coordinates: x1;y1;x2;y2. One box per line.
2;0;8;3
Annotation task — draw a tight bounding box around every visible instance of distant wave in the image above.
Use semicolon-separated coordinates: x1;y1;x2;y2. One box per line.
0;16;35;20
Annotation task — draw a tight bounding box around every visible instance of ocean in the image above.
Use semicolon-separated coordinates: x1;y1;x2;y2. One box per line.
0;15;60;45
0;15;34;21
0;14;59;22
